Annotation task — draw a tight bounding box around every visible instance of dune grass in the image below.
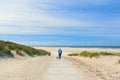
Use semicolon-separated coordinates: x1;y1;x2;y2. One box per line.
15;49;25;56
0;40;51;57
80;51;115;58
68;53;80;56
68;51;117;58
118;59;120;64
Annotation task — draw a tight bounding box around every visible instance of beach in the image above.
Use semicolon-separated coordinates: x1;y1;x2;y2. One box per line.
0;47;120;80
0;0;119;79
35;47;120;56
0;56;53;80
36;47;120;80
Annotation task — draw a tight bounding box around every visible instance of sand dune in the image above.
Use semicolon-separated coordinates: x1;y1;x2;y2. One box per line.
0;47;120;80
0;56;53;80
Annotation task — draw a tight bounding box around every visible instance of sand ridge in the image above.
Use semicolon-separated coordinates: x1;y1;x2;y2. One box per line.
0;56;53;80
0;47;120;80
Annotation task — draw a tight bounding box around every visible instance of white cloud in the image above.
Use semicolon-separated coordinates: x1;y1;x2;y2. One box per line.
12;40;116;46
0;0;119;36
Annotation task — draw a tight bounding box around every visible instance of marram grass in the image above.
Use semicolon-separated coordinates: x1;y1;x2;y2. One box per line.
68;51;118;58
0;40;51;57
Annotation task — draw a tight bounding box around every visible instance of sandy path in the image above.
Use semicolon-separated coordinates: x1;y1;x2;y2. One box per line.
43;57;83;80
0;56;53;80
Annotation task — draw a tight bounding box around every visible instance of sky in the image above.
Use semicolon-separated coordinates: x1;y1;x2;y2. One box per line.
0;0;120;46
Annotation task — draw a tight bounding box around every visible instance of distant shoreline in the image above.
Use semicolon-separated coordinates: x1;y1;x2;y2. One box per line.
33;46;120;49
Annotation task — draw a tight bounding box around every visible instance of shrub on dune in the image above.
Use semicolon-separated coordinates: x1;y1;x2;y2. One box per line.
118;59;120;64
0;51;3;56
0;40;51;57
80;51;100;58
68;51;118;58
15;49;24;56
68;53;80;56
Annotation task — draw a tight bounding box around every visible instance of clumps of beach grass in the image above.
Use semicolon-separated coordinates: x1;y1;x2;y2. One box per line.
80;51;114;58
68;53;80;56
0;51;3;56
0;40;51;57
15;49;24;56
118;59;120;64
68;51;116;58
0;46;14;57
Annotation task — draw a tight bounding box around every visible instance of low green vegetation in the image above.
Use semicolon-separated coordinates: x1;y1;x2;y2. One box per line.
68;53;79;56
15;49;24;56
68;51;117;58
0;40;51;57
0;51;3;56
80;51;114;58
118;59;120;64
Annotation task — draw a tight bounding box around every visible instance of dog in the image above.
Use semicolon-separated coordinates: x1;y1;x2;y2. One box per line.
56;56;59;59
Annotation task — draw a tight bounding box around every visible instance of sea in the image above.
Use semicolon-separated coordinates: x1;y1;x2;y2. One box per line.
34;46;120;49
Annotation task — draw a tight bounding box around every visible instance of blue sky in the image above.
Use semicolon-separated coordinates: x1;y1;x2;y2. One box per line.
0;0;120;46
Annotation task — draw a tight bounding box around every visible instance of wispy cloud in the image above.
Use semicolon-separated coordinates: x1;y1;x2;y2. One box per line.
0;0;120;46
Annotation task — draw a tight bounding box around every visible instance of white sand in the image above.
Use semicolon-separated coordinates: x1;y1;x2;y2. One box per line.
0;56;53;80
36;47;120;80
35;47;120;56
67;56;120;80
0;47;120;80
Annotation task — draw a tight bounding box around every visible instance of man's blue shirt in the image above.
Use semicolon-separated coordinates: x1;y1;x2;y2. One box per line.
58;49;62;54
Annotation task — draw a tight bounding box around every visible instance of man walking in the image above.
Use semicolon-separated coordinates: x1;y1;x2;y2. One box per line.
58;48;62;59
